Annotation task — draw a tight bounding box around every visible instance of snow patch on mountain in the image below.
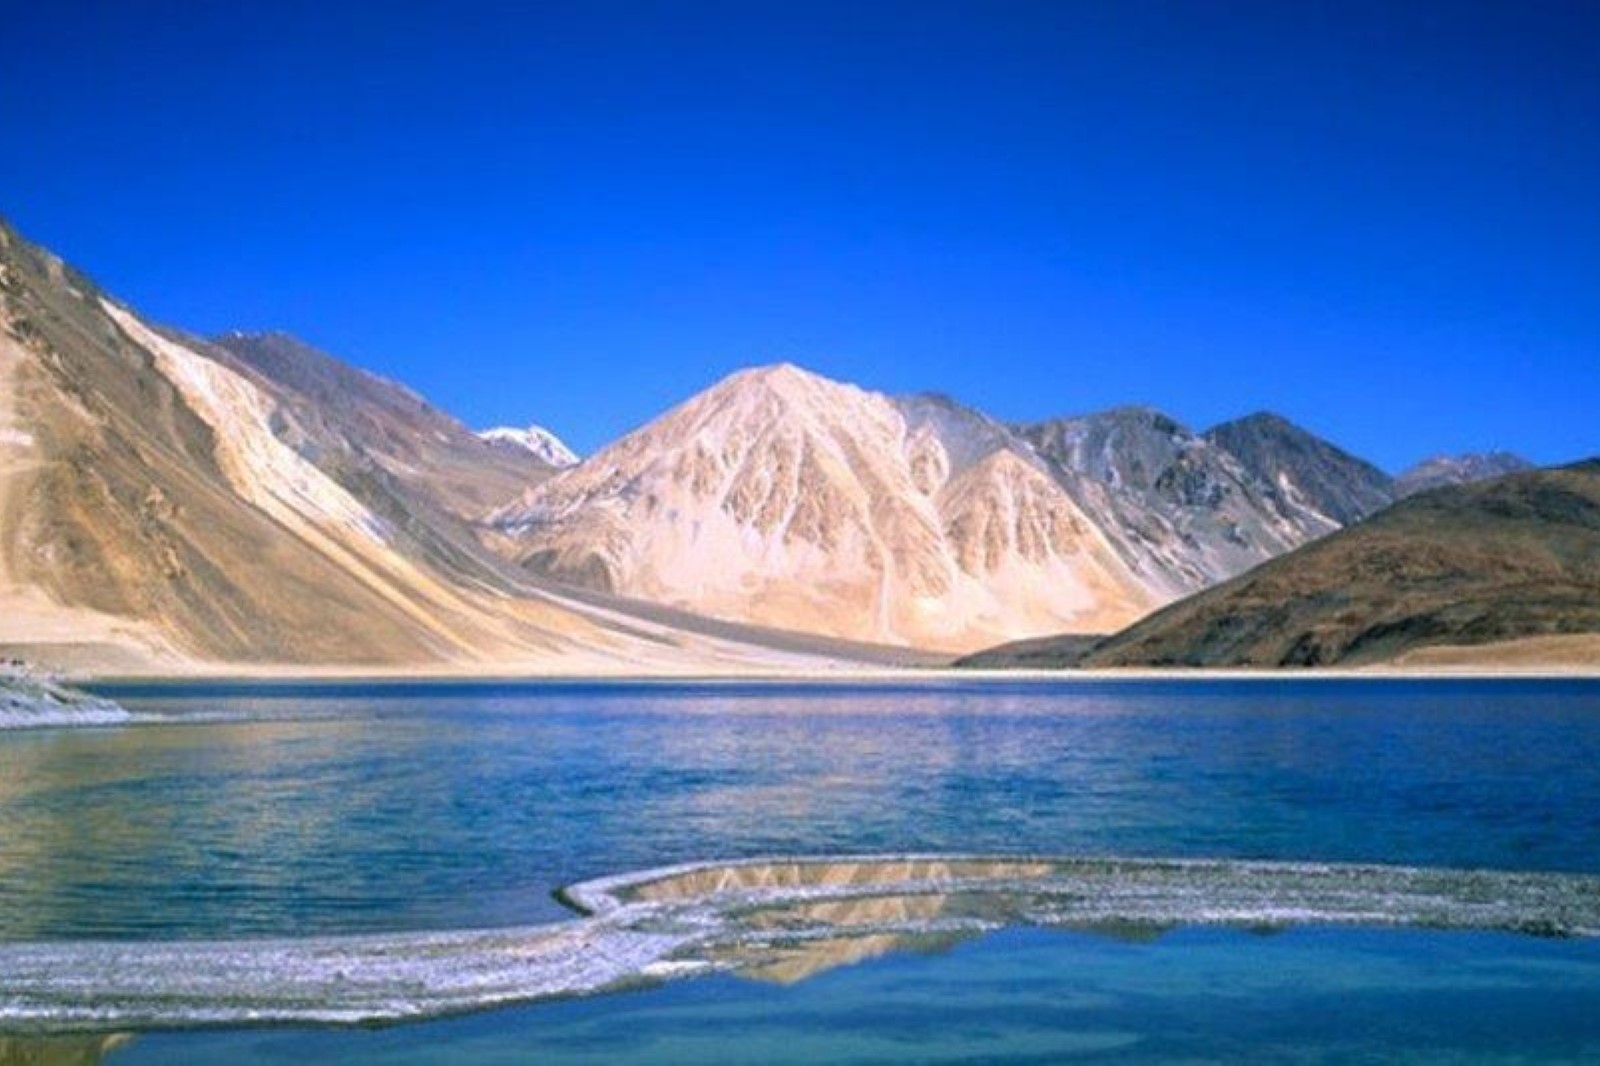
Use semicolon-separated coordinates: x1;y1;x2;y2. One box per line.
479;425;579;468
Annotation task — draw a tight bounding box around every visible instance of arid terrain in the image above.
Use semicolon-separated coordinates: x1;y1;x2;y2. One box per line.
1;214;1594;676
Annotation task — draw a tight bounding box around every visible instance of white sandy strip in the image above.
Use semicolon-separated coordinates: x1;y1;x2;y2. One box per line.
2;854;1598;1031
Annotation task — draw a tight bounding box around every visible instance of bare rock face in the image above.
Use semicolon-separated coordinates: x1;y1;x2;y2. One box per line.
1018;406;1341;595
1203;412;1395;526
0;221;531;668
492;366;1165;651
6;211;1517;666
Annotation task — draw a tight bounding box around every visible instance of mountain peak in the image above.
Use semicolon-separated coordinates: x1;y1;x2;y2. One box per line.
492;362;1164;650
1395;451;1532;498
214;328;304;347
660;362;884;436
478;424;580;467
1204;411;1393;526
213;328;434;411
1017;404;1193;441
1097;403;1185;424
1215;410;1296;434
738;360;813;382
714;361;846;401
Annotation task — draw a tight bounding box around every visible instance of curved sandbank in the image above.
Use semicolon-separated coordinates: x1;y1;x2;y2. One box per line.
3;855;1598;1032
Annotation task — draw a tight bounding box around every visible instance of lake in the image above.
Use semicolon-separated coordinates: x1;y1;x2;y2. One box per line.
2;679;1599;1061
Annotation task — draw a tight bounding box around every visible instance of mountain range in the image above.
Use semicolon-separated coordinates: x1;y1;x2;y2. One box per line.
488;367;1172;651
0;217;911;674
1394;451;1532;498
0;214;1586;672
485;372;1533;652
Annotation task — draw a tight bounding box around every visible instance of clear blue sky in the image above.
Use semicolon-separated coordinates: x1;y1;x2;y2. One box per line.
2;1;1595;469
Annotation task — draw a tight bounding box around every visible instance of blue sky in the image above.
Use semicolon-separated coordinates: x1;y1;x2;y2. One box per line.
2;1;1596;469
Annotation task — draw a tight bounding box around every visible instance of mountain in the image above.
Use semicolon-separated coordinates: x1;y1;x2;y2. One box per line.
1204;412;1395;526
0;216;876;674
1017;406;1339;593
485;372;1429;653
479;424;580;468
212;331;562;518
964;462;1600;668
6;212;1558;670
488;365;1167;651
1396;451;1532;498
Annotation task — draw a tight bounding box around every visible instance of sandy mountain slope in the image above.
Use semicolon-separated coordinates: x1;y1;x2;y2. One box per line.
964;461;1600;668
0;216;870;674
490;365;1167;651
212;330;562;518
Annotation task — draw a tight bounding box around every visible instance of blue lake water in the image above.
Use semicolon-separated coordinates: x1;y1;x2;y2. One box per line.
104;928;1600;1064
3;678;1600;1061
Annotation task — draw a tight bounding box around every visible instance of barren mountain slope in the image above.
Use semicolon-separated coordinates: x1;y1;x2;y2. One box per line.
964;462;1600;668
212;330;560;518
1204;412;1395;526
491;365;1166;651
0;217;868;674
1019;406;1340;592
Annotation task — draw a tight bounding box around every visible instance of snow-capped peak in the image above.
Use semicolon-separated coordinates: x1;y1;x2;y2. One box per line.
478;424;580;468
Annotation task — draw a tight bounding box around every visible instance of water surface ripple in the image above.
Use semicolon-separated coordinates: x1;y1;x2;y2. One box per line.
2;679;1598;943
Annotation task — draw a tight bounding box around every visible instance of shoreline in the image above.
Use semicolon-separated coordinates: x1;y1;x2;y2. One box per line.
1;666;132;729
5;853;1599;1030
81;663;1600;686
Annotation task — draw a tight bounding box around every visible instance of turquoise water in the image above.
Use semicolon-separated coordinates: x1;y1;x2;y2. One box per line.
104;928;1600;1063
2;679;1600;1060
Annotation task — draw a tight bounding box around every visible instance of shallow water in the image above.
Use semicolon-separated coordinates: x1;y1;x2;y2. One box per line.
101;927;1600;1064
2;679;1599;1058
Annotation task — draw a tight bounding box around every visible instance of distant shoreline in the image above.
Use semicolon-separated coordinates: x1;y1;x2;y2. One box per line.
81;664;1600;686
